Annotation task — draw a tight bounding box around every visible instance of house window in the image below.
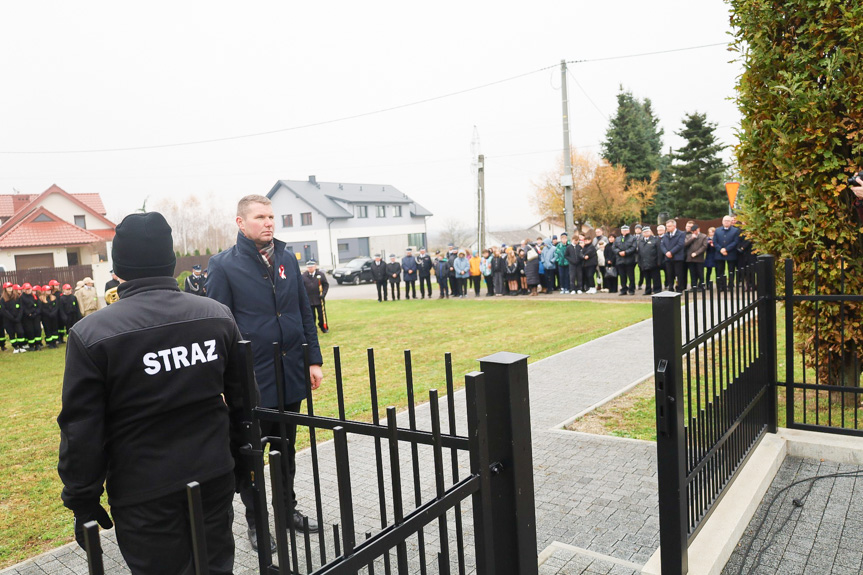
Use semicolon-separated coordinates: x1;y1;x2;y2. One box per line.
282;214;293;228
301;212;313;226
356;205;368;218
74;215;86;229
376;206;386;218
338;243;349;253
393;205;402;217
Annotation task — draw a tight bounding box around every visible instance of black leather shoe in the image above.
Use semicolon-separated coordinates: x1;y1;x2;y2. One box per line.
293;510;320;533
248;526;276;552
321;328;328;333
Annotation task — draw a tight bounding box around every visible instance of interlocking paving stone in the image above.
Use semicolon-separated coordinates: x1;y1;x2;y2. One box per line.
721;456;863;575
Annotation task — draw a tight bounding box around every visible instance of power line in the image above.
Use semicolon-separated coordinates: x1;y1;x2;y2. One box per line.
0;64;558;155
567;41;727;65
566;68;608;121
0;41;729;155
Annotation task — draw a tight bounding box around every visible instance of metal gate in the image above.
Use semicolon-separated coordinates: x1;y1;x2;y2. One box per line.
651;255;777;575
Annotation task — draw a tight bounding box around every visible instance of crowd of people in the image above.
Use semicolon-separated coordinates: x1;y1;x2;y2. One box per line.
0;277;98;353
369;216;751;301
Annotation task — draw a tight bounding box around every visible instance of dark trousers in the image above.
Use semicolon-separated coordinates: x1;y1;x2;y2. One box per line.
404;280;416;299
643;267;662;294
456;277;467;296
705;265;716;285
114;472;235;575
22;316;41;347
6;323;23;349
493;272;504;295
470;276;482;296
419;275;432;298
557;266;570;292
484;275;494;295
583;265;596;290
449;276;458;297
664;260;685;291
438;278;449;297
241;402;301;526
569;265;582;292
544;268;557;291
375;280;388;301
688;262;704;288
715;259;737;287
389;281;400;300
618;264;636;293
311;304;326;330
636;264;644;288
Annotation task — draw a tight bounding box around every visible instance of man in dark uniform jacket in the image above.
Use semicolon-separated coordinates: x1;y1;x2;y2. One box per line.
301;260;329;333
207;194;323;550
385;254;401;300
57;212;244;575
661;219;686;292
416;247;433;299
184;265;206;296
370;253;388;302
637;227;663;295
401;248;418;299
614;225;638;295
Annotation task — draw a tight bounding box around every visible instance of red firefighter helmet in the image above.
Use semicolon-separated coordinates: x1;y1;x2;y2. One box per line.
21;282;32;290
2;282;12;289
12;284;21;290
48;279;60;286
42;285;51;292
62;283;72;290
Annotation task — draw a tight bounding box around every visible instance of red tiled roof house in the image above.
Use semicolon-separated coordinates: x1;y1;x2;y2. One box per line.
0;185;116;271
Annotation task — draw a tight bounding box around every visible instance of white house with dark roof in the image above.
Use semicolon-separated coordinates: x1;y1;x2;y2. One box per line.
0;185;116;271
267;176;432;269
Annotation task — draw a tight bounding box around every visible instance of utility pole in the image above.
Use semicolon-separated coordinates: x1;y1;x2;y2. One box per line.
478;154;486;250
560;59;574;238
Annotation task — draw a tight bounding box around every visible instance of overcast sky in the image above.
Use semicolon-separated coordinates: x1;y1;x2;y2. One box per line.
0;1;741;233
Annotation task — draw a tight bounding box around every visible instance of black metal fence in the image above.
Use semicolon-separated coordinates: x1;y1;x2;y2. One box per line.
242;343;537;575
652;254;777;575
781;257;863;435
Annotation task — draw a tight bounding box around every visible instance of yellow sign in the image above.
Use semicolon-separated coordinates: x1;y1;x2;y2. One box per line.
725;181;740;208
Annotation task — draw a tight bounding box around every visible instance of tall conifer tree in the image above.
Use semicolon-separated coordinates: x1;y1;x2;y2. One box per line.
667;112;727;218
601;88;664;183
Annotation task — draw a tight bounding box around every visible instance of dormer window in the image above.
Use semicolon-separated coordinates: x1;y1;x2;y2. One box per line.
393;206;402;217
376;206;386;218
357;206;368;218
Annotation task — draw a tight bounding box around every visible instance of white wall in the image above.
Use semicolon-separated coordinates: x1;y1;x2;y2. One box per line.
39;194;111;230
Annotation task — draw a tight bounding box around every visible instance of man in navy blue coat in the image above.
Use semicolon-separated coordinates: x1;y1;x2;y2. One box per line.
660;219;686;292
713;215;740;288
401;247;418;299
207;194;323;550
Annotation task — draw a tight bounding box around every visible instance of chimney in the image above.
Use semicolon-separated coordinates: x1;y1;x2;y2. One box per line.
309;175;317;185
12;195;30;214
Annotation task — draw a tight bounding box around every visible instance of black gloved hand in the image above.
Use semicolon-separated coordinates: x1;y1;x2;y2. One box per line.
73;505;113;550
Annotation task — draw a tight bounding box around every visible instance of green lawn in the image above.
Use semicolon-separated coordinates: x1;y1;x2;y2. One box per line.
0;297;650;568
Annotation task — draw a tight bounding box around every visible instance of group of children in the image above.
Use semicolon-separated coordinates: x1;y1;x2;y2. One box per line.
0;281;82;353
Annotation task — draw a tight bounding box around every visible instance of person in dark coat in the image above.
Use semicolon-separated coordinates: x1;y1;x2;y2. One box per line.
614;226;638;295
207;195;323;548
416;247;433;299
704;227;717;285
401;248;418;299
736;229;754;290
58;283;82;339
524;244;542;295
20;283;42;350
39;285;60;348
660;220;686;292
637;228;663;295
565;238;583;293
603;237;618;293
491;246;505;296
301;260;329;333
581;237;598;293
685;224;710;288
58;212;244;574
434;251;450;298
1;282;20;351
385;254;401;300
184;265;206;296
713;215;740;288
370;253;388;302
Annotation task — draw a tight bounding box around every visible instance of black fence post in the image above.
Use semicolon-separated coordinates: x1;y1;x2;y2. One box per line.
652;292;687;575
186;482;210;575
477;352;537;575
83;521;104;575
757;255;778;433
784;258;795;429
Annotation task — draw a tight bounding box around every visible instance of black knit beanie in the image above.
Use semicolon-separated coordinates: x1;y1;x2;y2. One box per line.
112;212;176;280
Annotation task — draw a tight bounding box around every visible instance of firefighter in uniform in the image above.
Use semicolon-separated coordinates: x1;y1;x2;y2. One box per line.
386;254;401;300
184;265;206;296
301;260;329;333
57;212;245;575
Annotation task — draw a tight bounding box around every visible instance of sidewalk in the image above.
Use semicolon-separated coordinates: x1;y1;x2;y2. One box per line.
2;317;659;575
